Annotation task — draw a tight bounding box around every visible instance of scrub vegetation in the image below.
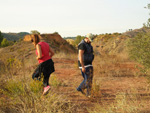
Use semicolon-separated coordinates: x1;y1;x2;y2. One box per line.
0;28;150;112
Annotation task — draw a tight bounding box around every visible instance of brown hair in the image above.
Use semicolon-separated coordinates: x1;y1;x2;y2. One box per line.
31;34;40;47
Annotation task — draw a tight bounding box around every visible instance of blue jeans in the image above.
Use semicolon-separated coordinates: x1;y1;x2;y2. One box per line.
77;66;93;96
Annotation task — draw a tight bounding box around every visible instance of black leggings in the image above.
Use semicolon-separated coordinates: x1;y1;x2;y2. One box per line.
42;65;51;87
43;73;50;87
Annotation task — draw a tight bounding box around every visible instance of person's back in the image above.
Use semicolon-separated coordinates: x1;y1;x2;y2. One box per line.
36;42;51;64
78;39;94;69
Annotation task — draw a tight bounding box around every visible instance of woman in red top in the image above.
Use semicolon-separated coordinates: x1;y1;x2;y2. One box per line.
31;34;55;95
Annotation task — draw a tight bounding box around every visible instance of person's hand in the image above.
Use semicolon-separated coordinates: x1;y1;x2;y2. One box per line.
36;57;40;60
82;67;85;73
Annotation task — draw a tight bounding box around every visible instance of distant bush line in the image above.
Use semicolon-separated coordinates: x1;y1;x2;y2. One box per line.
2;32;29;41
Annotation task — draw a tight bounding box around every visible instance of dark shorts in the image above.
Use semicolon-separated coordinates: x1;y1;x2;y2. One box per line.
32;59;55;80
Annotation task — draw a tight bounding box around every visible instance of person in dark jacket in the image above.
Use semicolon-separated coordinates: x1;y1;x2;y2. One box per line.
31;34;55;95
77;33;94;98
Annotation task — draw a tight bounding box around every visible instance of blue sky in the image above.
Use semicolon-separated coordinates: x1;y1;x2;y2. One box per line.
0;0;149;37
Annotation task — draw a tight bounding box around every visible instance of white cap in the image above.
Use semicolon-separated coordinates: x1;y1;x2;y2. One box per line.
86;33;93;42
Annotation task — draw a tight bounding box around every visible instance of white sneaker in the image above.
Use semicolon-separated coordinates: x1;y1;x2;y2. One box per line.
43;85;50;95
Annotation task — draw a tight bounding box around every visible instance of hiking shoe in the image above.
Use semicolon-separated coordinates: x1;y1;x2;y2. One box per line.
43;85;50;95
77;88;85;95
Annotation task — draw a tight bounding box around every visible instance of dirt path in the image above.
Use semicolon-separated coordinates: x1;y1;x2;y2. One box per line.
52;57;150;113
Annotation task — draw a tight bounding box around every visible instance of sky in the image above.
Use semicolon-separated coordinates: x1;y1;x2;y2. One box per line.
0;0;149;37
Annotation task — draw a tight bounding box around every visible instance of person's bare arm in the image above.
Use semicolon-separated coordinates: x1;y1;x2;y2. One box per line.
79;49;85;73
36;44;42;60
49;46;54;57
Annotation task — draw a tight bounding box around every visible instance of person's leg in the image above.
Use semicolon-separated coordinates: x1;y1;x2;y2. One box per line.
42;74;51;95
32;65;40;80
89;67;93;90
43;74;50;87
77;70;87;93
42;62;51;87
86;66;93;97
42;66;51;94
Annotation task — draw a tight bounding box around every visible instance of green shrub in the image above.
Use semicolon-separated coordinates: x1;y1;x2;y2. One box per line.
0;31;4;45
3;80;25;97
30;30;40;34
1;38;9;47
29;80;43;94
4;57;22;77
127;32;150;73
73;35;85;46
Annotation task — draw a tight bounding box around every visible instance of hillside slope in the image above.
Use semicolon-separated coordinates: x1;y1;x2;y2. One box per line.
0;31;150;112
24;33;76;53
0;33;76;71
92;27;150;57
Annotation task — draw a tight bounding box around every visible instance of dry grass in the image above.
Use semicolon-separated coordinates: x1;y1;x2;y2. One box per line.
93;54;143;77
0;67;76;113
88;54;150;112
54;51;77;59
88;86;150;113
0;52;78;113
0;79;75;113
0;44;150;112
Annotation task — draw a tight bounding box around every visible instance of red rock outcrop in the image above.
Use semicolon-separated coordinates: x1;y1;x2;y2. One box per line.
23;34;42;41
23;33;76;53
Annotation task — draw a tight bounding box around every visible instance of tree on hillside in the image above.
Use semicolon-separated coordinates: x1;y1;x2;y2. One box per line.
30;30;40;35
53;32;59;35
1;38;9;47
0;31;4;45
128;32;150;73
74;35;85;46
143;4;150;28
1;32;29;41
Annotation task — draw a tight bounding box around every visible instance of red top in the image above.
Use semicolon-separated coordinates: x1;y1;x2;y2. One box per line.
36;42;51;64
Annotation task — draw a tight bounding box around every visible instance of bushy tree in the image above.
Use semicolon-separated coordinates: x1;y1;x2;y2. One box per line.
30;30;40;35
74;35;85;46
128;32;150;72
1;38;9;47
143;4;150;28
53;32;59;34
0;31;4;45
